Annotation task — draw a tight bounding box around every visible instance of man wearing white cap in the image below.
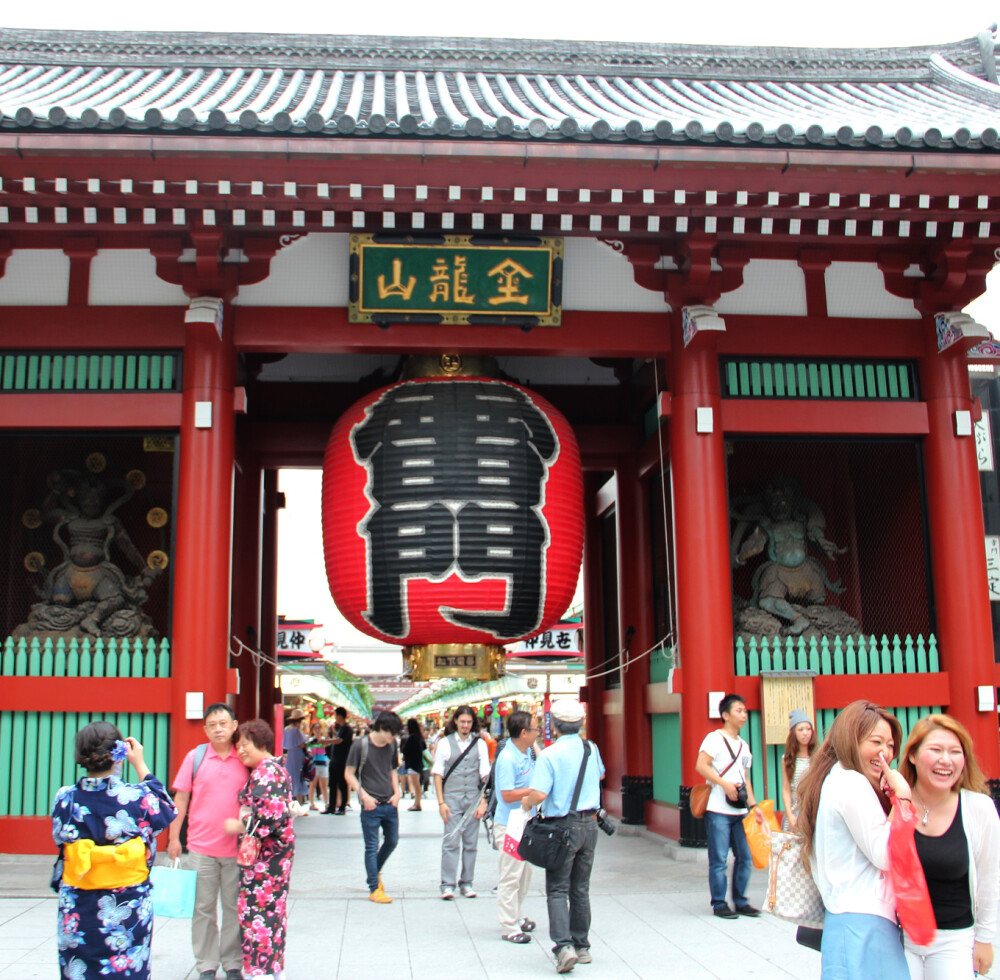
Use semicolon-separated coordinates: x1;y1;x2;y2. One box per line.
522;698;605;974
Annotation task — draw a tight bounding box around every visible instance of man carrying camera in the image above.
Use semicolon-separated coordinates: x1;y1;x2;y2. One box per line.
522;699;606;974
694;692;760;920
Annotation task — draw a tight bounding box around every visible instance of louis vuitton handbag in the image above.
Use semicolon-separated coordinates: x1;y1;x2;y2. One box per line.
765;830;825;929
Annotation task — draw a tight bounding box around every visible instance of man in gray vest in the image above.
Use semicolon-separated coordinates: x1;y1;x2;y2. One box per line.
432;704;491;899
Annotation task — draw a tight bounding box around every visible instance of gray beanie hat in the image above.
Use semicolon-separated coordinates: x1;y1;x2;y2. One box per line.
788;709;812;730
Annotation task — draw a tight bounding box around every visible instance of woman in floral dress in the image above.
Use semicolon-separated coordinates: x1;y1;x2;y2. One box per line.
225;718;295;980
51;721;176;980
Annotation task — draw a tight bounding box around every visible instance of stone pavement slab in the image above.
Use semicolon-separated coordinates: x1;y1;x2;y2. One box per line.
0;803;823;979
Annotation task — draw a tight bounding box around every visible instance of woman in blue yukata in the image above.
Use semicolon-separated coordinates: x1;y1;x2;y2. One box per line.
51;721;176;979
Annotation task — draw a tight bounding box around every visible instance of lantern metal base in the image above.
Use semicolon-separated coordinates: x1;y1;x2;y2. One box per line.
404;643;505;681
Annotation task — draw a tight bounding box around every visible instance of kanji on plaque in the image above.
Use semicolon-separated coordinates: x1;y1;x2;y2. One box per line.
350;235;562;325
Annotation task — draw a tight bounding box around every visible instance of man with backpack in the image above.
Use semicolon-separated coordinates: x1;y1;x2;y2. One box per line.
433;704;492;899
344;710;404;904
167;702;248;980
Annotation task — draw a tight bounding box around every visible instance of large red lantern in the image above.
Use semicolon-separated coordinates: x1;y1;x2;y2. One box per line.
323;371;582;673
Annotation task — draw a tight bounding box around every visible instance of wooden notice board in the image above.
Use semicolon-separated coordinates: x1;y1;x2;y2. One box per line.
760;671;816;745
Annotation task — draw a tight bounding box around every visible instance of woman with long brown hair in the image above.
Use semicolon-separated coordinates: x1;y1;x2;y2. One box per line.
897;714;1000;979
781;709;817;831
796;699;912;979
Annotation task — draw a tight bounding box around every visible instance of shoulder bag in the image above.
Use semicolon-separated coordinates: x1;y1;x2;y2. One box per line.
691;734;743;819
764;830;824;928
518;742;591;871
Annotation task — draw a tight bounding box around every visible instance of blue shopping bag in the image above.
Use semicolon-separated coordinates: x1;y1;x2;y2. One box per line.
150;860;197;918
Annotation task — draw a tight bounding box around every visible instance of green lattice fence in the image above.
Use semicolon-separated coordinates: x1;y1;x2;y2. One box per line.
0;636;170;678
0;351;180;392
735;633;938;677
0;710;170;816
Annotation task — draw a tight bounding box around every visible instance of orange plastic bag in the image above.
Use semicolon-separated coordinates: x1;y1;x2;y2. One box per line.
743;800;781;869
887;794;936;947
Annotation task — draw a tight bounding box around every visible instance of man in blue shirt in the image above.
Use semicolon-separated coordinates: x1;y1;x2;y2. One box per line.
494;710;540;944
523;699;605;974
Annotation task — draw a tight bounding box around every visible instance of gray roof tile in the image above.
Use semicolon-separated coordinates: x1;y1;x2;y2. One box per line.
0;28;998;149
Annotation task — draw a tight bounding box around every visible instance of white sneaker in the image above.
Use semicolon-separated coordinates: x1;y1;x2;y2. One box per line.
441;887;455;900
459;884;477;898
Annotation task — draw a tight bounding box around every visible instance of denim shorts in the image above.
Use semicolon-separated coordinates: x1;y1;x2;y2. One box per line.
821;911;908;980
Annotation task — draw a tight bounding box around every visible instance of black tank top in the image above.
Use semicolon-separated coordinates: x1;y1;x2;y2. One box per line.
914;797;974;930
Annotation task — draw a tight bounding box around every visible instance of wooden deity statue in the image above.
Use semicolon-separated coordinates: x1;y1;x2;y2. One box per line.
16;457;166;639
730;475;860;642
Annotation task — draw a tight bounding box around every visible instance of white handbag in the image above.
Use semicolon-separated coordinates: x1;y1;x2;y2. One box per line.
765;830;825;929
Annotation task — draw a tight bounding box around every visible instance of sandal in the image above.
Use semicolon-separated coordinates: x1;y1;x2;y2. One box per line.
520;917;536;933
408;805;422;811
502;932;532;944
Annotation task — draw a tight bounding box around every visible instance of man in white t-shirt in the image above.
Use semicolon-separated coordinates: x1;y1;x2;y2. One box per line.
695;693;760;920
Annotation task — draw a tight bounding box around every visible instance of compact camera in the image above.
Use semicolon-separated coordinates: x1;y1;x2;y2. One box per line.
596;807;618;836
733;784;749;809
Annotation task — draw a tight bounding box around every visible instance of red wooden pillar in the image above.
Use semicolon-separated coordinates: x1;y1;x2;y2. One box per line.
169;307;236;773
231;454;263;722
257;469;281;720
615;454;654;823
919;339;1000;775
581;471;608;760
669;320;736;790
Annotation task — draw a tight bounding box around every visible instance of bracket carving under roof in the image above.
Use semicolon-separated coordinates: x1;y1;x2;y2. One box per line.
0;238;10;280
150;231;280;300
878;242;994;313
619;234;748;306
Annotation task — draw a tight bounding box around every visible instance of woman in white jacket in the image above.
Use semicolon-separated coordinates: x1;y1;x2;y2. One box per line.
797;700;913;980
898;714;1000;979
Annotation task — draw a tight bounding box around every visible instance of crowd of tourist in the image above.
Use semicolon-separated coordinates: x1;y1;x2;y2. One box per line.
50;691;999;978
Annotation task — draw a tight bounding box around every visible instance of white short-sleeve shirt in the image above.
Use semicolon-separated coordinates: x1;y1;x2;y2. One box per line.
698;729;752;814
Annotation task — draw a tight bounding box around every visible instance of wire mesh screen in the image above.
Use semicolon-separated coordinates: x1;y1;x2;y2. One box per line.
727;438;932;645
0;433;175;641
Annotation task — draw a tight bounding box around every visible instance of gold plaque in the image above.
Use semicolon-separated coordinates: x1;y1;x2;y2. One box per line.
147;550;169;570
405;643;505;681
146;507;168;528
86;453;107;473
143;436;175;453
126;469;146;490
24;552;45;572
21;509;42;529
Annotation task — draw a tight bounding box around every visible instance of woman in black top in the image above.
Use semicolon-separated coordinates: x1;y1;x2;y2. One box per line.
898;714;1000;979
402;718;426;811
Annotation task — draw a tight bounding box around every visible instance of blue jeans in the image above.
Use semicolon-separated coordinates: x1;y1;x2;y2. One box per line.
821;911;908;979
545;813;599;953
359;803;398;892
704;810;751;909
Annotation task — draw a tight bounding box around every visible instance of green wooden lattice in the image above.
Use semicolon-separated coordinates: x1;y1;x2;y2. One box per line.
723;358;916;400
0;352;180;392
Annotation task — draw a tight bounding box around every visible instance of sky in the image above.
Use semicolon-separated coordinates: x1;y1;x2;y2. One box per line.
8;1;999;660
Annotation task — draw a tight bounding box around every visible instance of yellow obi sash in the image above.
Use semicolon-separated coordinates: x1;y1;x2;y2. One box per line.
63;837;148;889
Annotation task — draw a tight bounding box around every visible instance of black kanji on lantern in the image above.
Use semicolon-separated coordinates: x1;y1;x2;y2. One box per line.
351;380;560;639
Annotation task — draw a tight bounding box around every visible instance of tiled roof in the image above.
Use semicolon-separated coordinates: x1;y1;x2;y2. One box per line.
0;28;998;150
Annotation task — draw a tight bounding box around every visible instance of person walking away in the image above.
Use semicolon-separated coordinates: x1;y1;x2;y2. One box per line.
897;714;1000;979
52;722;176;980
694;692;761;920
495;710;539;944
522;698;605;974
168;702;248;980
281;707;309;809
402;718;426;810
224;719;295;980
345;711;404;903
781;709;817;831
433;704;491;899
796;699;913;980
327;706;353;814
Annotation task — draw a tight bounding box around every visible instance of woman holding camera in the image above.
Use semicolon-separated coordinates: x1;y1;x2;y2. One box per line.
797;700;912;979
897;714;1000;979
51;721;176;979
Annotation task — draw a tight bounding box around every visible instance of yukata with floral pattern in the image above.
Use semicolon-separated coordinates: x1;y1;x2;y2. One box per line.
51;772;176;979
237;756;295;979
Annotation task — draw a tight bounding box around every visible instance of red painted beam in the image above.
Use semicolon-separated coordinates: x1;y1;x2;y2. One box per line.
232;307;670;358
721;399;929;435
0;817;57;854
0;677;171;713
0;307;185;348
721;315;925;360
0;393;182;428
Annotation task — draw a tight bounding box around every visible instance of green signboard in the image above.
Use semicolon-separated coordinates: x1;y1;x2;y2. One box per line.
349;235;562;325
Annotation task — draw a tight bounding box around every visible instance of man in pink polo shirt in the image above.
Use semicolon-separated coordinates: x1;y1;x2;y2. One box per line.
168;702;248;980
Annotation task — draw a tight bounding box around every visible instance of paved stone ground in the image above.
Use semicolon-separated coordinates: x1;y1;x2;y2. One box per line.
0;803;825;979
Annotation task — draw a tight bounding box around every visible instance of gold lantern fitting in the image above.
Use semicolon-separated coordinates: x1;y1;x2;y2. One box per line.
404;643;505;681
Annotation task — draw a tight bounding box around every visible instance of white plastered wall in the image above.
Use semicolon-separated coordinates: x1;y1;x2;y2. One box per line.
716;260;807;315
825;262;920;319
0;251;70;305
89;250;188;305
